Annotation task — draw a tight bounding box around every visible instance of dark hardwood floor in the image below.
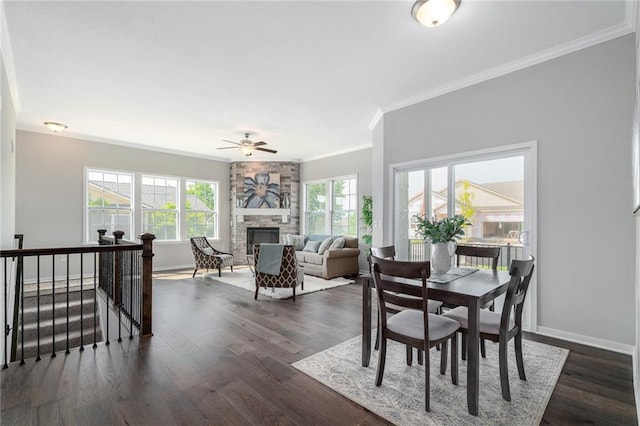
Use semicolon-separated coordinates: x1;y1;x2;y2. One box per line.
1;269;637;425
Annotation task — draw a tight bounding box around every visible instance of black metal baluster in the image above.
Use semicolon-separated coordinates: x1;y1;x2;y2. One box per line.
105;252;110;346
3;258;8;369
65;255;70;355
20;260;25;365
129;251;134;339
79;257;84;352
93;253;97;349
117;251;122;343
36;256;41;361
51;256;56;358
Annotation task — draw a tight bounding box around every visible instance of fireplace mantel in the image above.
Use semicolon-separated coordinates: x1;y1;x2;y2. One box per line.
235;208;290;223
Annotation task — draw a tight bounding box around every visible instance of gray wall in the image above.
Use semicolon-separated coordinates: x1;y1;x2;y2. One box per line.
378;35;636;348
1;54;16;250
15;130;230;271
301;148;372;270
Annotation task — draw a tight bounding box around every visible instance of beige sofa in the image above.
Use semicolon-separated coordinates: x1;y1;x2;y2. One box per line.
294;235;360;280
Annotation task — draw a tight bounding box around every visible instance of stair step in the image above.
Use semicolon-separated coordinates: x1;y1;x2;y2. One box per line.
20;298;97;323
18;314;100;342
22;288;98;306
16;328;104;360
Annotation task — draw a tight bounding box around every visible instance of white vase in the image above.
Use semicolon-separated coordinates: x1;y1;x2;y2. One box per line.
431;242;455;274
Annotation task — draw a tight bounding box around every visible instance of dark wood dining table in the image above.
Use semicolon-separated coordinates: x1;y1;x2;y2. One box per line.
360;268;511;416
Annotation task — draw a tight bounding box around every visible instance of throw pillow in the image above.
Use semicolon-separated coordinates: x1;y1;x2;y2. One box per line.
201;247;214;255
303;240;321;253
317;237;334;255
329;236;345;249
285;234;305;251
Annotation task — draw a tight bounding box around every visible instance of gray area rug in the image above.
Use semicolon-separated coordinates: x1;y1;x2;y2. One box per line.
210;268;353;299
293;334;568;425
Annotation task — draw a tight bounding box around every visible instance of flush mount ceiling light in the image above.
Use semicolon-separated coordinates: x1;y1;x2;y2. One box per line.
412;0;460;27
43;121;68;132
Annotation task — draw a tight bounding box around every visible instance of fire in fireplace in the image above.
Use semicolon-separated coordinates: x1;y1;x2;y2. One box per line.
246;227;280;254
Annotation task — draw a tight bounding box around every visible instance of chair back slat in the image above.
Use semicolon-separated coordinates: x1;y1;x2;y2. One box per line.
371;246;396;260
455;244;500;270
500;256;535;331
371;256;431;329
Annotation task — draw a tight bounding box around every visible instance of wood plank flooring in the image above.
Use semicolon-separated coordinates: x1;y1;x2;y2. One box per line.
1;269;637;425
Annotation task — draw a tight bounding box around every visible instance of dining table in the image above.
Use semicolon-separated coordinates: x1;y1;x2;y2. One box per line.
360;268;512;416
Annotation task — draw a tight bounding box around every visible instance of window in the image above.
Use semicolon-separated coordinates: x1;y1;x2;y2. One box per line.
141;175;179;240
303;176;357;237
185;180;218;239
86;169;133;242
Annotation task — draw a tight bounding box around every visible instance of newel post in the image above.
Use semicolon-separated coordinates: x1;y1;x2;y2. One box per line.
140;233;155;337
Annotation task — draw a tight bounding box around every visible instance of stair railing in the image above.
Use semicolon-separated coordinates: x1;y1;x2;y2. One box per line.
0;232;154;368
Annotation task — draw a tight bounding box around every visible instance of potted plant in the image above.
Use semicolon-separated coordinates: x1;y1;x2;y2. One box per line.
414;214;470;273
360;195;373;256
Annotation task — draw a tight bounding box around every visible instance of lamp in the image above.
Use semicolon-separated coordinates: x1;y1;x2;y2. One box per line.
43;121;68;132
412;0;460;27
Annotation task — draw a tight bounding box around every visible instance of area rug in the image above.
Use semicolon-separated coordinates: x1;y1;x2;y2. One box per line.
209;268;354;299
292;334;568;425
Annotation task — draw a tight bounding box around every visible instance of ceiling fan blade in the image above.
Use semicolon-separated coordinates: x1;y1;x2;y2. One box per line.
255;147;277;154
217;146;238;150
253;141;267;147
222;139;241;145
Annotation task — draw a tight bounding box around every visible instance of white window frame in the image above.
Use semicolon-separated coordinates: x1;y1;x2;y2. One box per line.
184;179;219;240
302;174;358;237
141;174;180;242
84;167;134;243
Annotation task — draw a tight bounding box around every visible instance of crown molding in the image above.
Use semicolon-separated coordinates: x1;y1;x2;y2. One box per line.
0;1;20;112
302;143;372;163
626;0;638;33
368;108;383;130
380;21;634;115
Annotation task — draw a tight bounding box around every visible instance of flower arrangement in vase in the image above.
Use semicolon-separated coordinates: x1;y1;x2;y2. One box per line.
414;214;471;273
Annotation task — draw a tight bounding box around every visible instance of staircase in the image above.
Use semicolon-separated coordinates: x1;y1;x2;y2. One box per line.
15;288;104;361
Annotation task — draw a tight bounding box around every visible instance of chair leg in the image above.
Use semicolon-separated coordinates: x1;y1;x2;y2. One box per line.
424;348;431;412
375;336;387;386
417;349;423;365
254;286;259;300
461;331;467;361
515;332;526;381
499;338;511;401
192;268;197;278
374;311;380;350
292;286;296;302
218;265;222;277
406;345;413;366
451;334;458;385
481;338;486;358
440;340;448;375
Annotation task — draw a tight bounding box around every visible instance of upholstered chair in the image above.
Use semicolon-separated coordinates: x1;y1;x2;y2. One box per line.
190;237;234;277
253;244;304;301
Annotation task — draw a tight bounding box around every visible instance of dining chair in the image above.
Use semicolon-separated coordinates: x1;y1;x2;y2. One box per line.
442;256;535;401
370;256;460;412
369;246;443;366
452;244;501;358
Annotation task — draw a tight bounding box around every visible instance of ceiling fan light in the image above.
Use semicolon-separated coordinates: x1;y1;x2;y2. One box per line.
412;0;460;27
241;145;254;156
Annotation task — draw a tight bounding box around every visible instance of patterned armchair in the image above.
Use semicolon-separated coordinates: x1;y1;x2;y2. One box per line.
190;237;234;277
253;244;304;301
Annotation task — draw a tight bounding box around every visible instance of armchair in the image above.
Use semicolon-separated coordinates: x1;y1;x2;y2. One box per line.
253;244;304;301
190;237;234;278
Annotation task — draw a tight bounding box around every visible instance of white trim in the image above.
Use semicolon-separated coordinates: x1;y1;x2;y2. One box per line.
381;23;632;115
537;326;635;356
368;108;383;130
303;143;372;163
626;0;638;33
0;1;20;111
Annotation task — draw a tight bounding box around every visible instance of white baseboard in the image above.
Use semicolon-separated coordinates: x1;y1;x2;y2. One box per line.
153;264;192;272
634;350;640;424
536;326;634;355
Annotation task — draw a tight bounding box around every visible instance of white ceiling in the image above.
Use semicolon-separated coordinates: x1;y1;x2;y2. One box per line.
3;1;634;162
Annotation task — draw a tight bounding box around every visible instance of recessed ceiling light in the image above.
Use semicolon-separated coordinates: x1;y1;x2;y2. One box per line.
43;121;68;132
412;0;461;27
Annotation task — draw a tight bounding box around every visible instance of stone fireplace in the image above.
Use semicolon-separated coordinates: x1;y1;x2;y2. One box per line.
230;161;300;263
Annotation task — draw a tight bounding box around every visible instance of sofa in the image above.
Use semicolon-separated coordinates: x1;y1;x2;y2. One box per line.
287;234;360;280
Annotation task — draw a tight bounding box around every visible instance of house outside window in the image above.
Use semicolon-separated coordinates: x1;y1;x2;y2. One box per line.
303;176;357;237
86;169;133;242
185;179;218;239
141;175;179;241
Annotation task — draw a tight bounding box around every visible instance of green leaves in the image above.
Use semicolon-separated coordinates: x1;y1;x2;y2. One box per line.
414;214;470;243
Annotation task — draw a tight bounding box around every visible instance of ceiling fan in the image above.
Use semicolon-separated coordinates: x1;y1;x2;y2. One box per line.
217;133;278;157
